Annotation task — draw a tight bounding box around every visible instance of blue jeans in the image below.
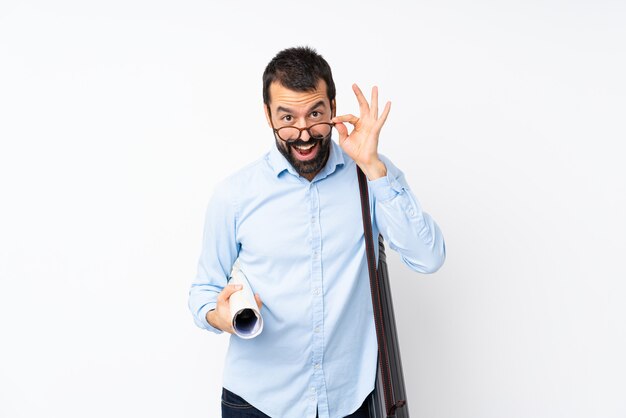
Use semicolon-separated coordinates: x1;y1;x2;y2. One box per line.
221;388;370;418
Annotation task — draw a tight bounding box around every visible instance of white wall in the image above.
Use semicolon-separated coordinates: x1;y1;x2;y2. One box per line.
1;1;624;417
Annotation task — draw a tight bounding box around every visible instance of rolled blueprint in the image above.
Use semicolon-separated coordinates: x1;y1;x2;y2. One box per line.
228;260;263;339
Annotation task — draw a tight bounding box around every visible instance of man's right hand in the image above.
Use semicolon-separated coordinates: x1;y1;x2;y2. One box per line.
206;284;263;333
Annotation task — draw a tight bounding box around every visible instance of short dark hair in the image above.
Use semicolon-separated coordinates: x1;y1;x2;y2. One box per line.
262;46;336;106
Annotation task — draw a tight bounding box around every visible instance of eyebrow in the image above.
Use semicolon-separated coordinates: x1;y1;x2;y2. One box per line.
276;100;327;114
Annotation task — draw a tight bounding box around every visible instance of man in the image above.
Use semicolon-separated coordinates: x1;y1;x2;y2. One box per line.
189;46;445;418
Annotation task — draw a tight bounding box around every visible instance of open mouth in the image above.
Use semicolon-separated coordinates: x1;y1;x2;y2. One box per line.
291;141;319;160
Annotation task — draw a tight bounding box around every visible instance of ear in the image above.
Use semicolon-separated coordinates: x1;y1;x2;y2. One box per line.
263;104;272;127
331;99;336;118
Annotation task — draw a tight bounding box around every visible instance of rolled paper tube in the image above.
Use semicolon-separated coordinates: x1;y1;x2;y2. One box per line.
228;261;263;339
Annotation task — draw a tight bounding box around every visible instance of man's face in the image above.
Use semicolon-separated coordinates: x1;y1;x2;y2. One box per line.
265;80;335;180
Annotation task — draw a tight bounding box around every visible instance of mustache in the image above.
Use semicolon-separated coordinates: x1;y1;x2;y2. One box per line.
288;133;330;148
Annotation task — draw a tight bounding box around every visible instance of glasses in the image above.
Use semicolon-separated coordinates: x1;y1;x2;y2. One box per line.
273;122;335;143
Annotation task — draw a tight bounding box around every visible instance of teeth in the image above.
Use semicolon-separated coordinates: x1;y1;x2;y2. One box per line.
295;143;315;150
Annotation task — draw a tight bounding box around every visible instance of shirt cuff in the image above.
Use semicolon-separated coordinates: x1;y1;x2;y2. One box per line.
199;303;223;334
367;175;404;202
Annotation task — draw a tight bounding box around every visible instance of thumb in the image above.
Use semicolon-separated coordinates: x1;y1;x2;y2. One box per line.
219;283;243;302
333;122;349;144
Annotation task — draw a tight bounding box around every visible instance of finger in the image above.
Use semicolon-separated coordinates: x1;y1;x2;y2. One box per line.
218;283;243;302
352;83;369;115
333;122;349;144
377;101;392;126
332;114;360;126
371;86;378;118
254;293;263;310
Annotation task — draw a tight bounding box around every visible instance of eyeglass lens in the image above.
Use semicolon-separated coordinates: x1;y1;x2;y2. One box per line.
277;123;332;142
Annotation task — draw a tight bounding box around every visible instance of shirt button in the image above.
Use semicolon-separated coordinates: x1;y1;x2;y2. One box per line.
409;208;416;216
314;363;320;369
314;326;320;333
313;288;321;296
310;387;316;392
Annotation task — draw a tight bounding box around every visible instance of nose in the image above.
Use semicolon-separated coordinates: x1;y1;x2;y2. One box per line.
295;120;311;142
299;127;311;142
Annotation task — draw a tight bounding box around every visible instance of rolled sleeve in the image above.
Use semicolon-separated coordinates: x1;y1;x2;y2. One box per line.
371;156;446;273
197;303;222;334
367;175;403;202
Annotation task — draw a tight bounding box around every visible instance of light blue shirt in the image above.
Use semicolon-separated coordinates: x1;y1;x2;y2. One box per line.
188;140;445;418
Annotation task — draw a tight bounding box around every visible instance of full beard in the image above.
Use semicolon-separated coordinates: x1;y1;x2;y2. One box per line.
275;135;332;177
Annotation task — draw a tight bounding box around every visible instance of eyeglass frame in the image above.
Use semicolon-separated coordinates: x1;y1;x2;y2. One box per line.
267;108;335;143
272;122;335;143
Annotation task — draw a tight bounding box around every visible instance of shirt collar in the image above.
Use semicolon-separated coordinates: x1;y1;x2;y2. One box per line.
267;139;345;180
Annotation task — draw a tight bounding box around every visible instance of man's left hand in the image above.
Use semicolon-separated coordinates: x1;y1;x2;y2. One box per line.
332;84;391;180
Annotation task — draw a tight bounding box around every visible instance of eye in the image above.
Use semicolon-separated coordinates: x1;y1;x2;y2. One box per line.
281;115;293;122
310;111;321;118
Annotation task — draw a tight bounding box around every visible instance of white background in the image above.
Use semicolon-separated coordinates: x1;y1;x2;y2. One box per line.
1;1;625;417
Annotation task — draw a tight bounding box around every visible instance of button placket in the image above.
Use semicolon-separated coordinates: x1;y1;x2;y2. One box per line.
309;183;325;392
